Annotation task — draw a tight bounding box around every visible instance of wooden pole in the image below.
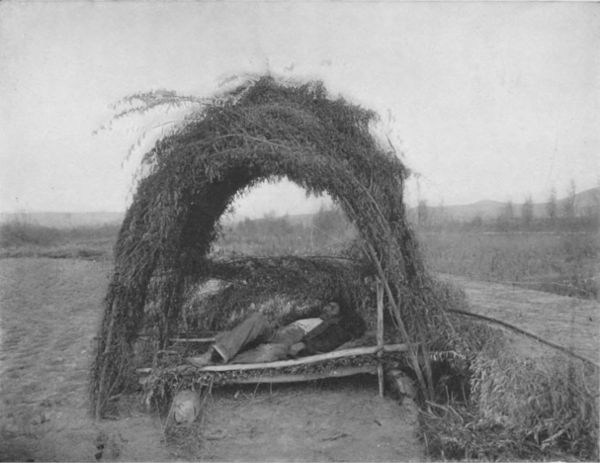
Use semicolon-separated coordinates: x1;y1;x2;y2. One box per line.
170;337;216;343
376;280;385;397
95;300;118;419
193;344;408;372
225;365;378;384
363;241;431;400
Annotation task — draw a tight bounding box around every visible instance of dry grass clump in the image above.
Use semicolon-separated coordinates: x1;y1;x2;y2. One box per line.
419;321;599;461
472;340;598;458
135;255;376;352
178;255;375;332
161;387;211;459
163;421;204;459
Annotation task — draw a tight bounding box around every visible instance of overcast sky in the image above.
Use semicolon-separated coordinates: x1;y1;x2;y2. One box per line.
1;2;598;217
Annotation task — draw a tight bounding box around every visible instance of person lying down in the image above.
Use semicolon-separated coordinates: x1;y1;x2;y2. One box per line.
186;300;366;367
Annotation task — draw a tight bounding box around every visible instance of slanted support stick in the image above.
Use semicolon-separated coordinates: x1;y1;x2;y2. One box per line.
95;299;118;419
376;279;384;398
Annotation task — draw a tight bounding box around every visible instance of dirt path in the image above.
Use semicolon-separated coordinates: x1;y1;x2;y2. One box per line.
442;274;599;364
0;258;423;461
198;380;421;462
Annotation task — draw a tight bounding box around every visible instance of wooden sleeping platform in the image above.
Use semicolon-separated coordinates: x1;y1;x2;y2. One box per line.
141;282;405;397
189;344;408;387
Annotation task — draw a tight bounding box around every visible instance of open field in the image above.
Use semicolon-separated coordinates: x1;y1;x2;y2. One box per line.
2;218;597;300
443;274;599;364
0;222;118;261
0;257;422;461
418;229;599;299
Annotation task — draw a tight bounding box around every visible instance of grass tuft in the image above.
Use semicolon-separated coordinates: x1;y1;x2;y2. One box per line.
418;322;599;461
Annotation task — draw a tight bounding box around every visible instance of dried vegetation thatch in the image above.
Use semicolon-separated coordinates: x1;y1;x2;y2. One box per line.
178;256;376;333
419;318;599;460
91;76;454;418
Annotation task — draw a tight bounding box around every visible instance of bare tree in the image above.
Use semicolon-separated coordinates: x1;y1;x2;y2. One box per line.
582;181;600;223
417;199;429;227
312;206;350;246
496;199;514;231
546;187;557;221
436;200;446;228
562;179;576;219
503;200;514;221
521;195;534;227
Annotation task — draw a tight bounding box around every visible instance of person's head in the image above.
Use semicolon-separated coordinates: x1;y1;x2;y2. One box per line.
321;301;340;320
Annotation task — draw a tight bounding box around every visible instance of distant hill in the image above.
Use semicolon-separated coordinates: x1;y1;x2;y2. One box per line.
556;187;600;215
429;200;506;221
409;187;600;222
0;212;124;228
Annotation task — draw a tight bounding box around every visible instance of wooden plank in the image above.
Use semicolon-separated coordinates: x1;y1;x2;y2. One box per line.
170;337;216;343
196;344;408;372
136;344;409;376
224;365;378;384
136;343;410;376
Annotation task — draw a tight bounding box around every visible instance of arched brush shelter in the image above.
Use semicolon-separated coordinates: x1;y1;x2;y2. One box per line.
91;76;452;418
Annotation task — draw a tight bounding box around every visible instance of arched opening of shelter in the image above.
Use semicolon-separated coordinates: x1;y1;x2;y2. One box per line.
169;156;412;283
212;177;357;258
144;165;383;341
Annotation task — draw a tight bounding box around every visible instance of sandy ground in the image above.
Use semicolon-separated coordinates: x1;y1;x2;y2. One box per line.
0;257;422;461
198;380;421;462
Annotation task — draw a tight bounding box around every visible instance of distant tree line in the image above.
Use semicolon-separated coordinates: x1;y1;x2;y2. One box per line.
215;206;358;256
414;181;599;232
215;180;598;255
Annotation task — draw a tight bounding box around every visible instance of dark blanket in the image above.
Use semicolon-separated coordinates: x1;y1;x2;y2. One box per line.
300;313;366;355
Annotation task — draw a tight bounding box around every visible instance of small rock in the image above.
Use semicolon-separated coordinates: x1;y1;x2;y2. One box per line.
205;429;226;440
386;369;416;402
171;390;201;424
